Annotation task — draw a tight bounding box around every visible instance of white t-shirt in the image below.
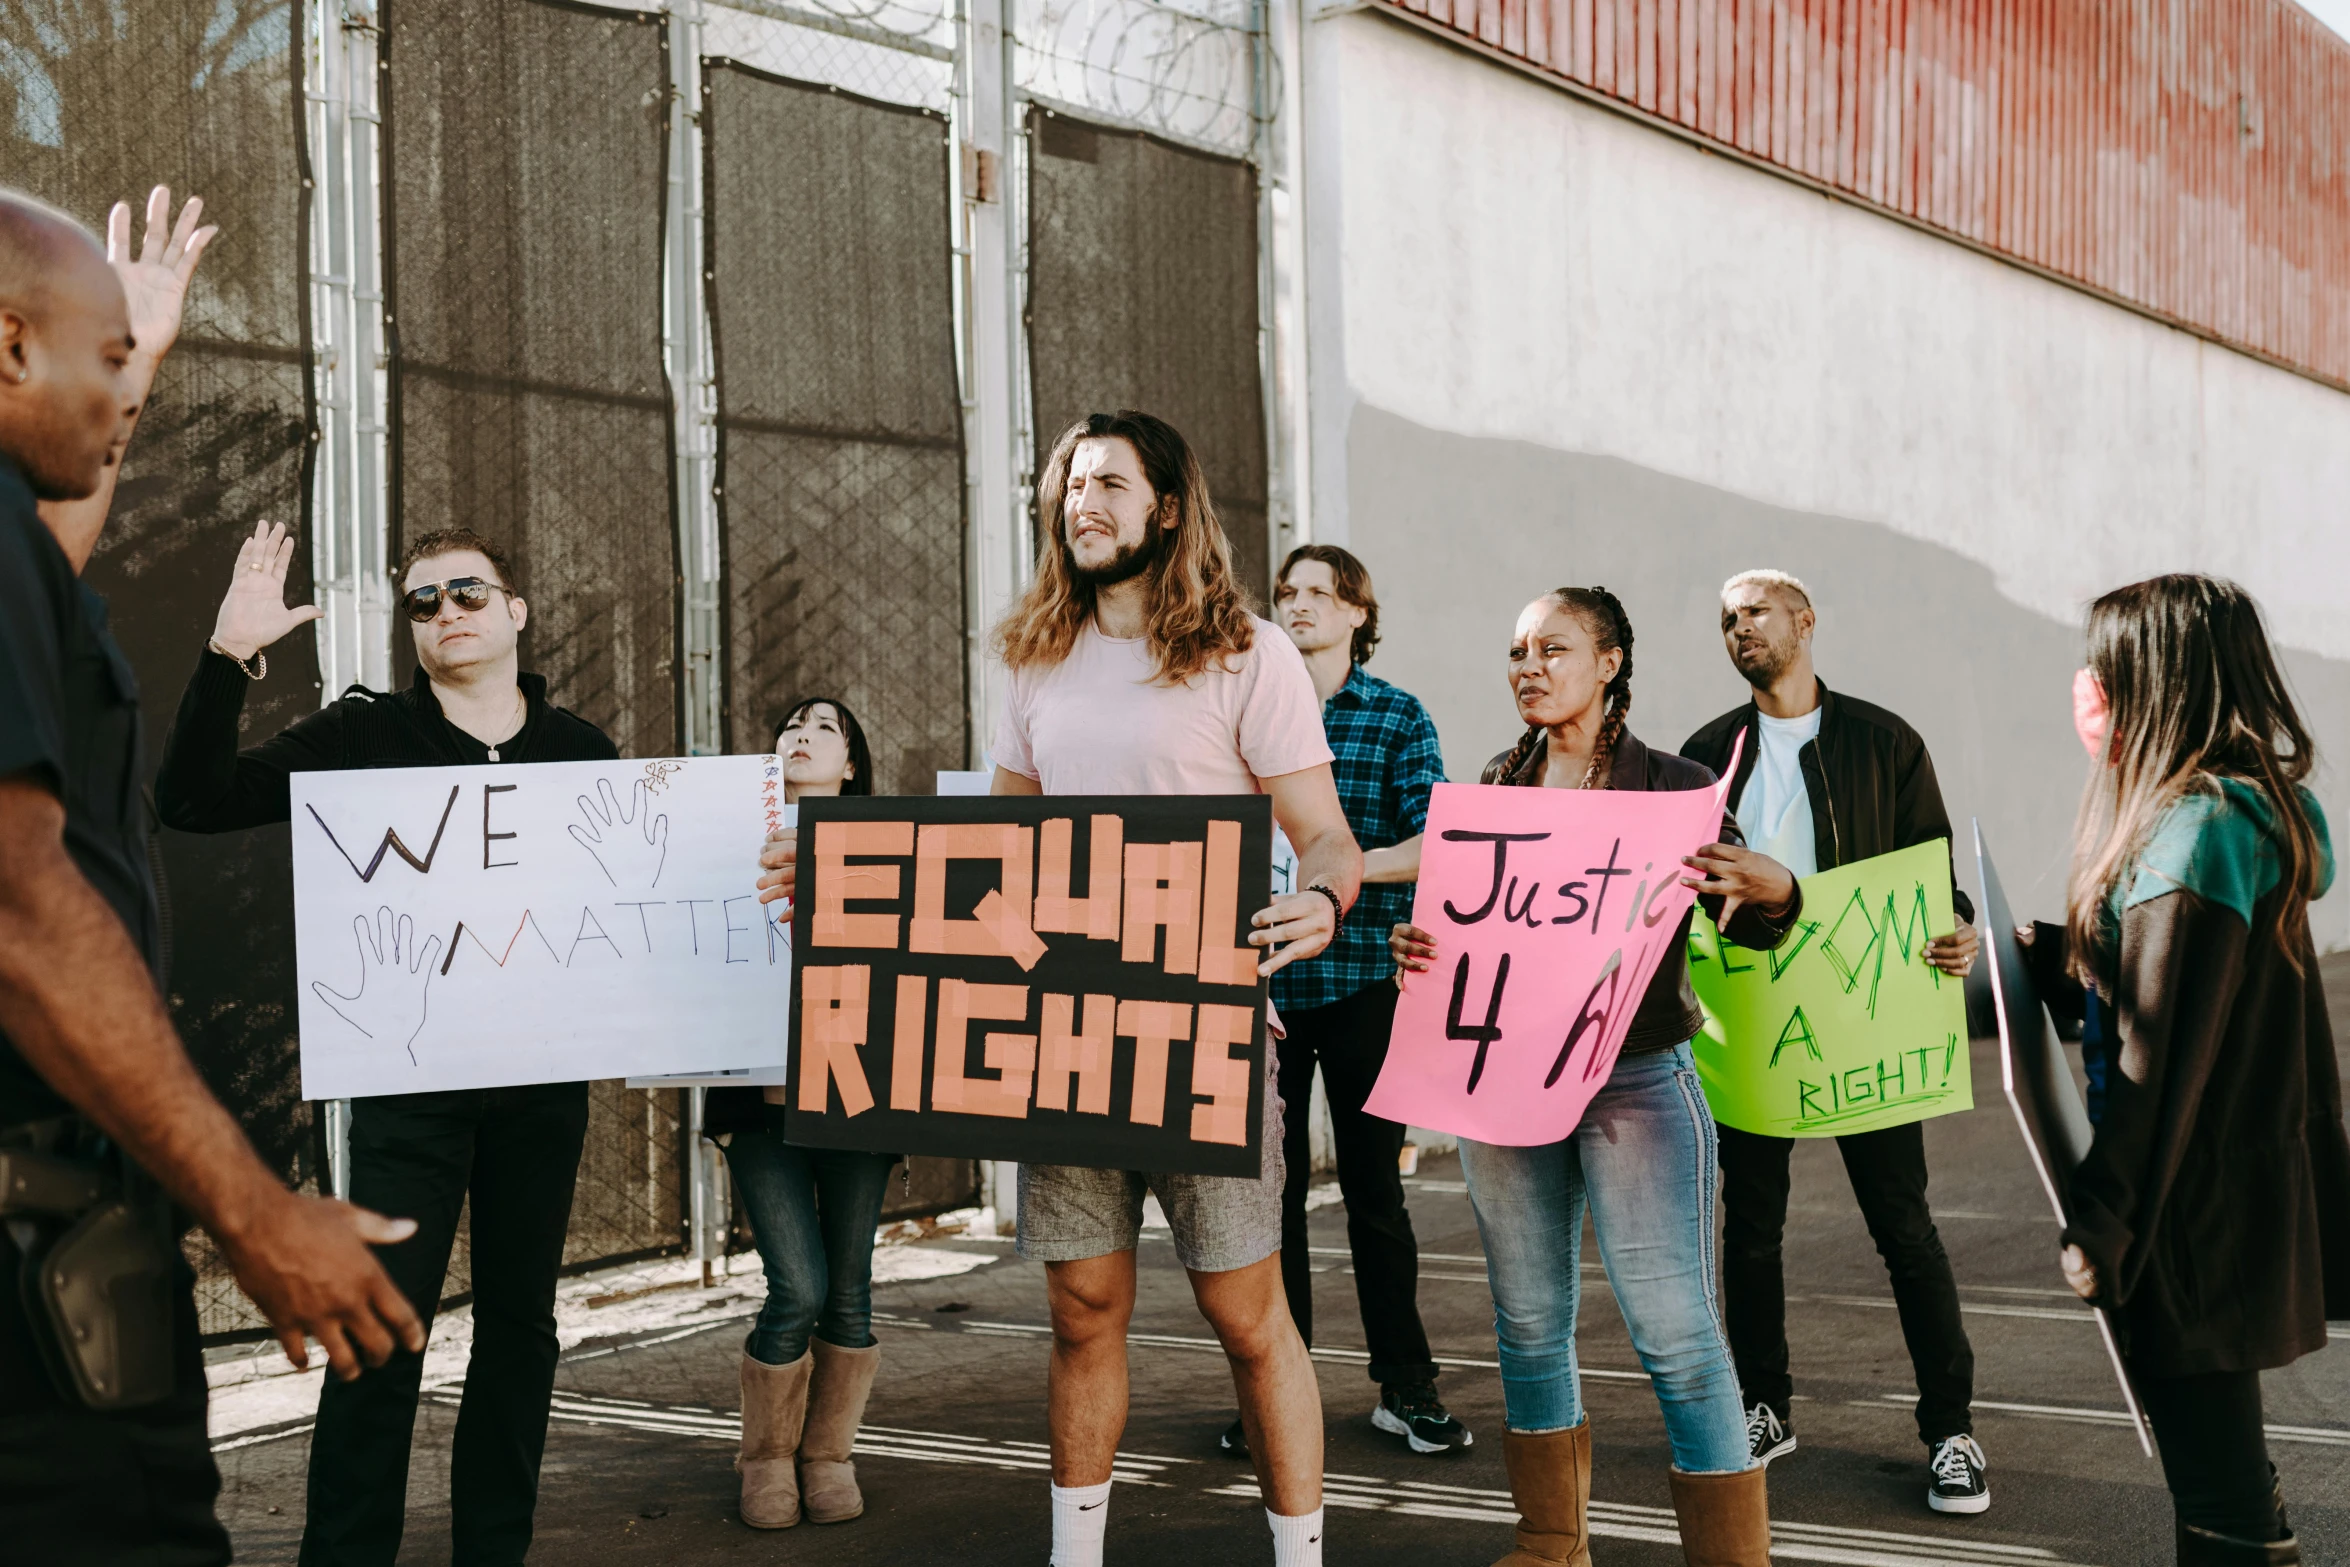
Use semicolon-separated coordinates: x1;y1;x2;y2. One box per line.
1735;708;1823;879
991;618;1333;795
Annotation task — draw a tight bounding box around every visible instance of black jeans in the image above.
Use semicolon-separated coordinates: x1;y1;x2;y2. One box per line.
1718;1119;1975;1444
2132;1365;2284;1541
1278;981;1438;1388
301;1082;591;1567
0;1246;229;1565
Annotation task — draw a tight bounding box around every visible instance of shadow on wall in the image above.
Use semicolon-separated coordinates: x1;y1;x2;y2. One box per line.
1346;404;2350;952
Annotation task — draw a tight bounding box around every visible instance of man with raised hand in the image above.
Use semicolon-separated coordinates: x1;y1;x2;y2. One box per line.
156;522;616;1565
1242;543;1464;1460
0;186;423;1564
758;409;1361;1567
1680;568;1988;1516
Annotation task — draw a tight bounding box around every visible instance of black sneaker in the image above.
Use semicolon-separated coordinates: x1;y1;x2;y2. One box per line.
1219;1416;1249;1458
1927;1434;1990;1514
1372;1382;1473;1454
1745;1402;1796;1465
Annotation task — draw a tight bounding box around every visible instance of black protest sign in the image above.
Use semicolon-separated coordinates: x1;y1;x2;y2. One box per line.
784;795;1273;1176
1974;820;2152;1455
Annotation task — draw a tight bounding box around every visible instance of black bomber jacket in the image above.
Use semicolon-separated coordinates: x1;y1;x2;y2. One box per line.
1679;679;1976;927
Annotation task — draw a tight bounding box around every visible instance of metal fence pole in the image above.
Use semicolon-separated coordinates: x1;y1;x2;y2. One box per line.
666;0;724;760
665;2;728;1280
309;1;392;1206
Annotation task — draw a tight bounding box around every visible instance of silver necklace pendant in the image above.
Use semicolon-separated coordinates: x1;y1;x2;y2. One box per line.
487;745;500;762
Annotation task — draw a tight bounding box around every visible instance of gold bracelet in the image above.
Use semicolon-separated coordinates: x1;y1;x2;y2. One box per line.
207;639;267;681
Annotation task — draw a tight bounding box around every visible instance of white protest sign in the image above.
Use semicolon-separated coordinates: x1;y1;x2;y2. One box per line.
292;755;789;1098
629;805;796;1089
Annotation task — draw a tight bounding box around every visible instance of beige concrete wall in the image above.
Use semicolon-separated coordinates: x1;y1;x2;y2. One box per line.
1302;9;2350;948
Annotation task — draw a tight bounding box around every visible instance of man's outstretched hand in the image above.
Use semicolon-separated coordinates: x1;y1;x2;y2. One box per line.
217;1191;426;1380
112;185;216;376
211;519;323;660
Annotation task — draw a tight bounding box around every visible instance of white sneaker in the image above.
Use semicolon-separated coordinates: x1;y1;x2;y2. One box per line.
1744;1402;1795;1466
1927;1434;1990;1514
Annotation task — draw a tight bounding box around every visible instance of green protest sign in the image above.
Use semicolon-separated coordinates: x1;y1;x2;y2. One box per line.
1688;839;1971;1138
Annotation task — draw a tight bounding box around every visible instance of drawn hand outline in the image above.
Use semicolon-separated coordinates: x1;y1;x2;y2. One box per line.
568;776;670;890
312;907;441;1066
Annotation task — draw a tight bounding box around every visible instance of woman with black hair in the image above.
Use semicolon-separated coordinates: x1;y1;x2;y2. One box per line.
707;697;898;1531
2023;575;2345;1565
1388;589;1803;1566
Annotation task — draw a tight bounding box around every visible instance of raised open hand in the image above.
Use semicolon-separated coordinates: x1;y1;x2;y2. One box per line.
110;185;217;370
569;776;671;890
211;520;322;660
312;908;441;1066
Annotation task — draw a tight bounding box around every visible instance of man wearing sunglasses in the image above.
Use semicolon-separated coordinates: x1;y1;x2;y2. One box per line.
156;524;616;1567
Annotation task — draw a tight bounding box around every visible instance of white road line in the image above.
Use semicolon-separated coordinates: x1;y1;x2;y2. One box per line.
1220;1474;2095;1565
1813;1294;2094;1324
872;1309;1658;1380
1921;1395;2350;1447
535;1394;1179;1483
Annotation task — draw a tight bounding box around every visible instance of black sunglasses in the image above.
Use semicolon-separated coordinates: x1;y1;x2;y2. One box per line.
401;577;511;623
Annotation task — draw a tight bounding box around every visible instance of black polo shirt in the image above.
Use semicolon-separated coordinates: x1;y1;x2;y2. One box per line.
0;458;163;1127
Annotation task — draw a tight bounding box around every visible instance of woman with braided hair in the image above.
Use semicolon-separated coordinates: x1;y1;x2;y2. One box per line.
1388;587;1804;1567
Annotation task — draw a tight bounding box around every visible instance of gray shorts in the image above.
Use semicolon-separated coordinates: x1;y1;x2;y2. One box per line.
1015;1063;1284;1275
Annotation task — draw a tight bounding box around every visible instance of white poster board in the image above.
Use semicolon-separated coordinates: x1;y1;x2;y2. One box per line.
292;756;790;1098
628;804;797;1089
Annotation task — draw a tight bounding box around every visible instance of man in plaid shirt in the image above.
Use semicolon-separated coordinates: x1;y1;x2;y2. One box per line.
1231;545;1469;1457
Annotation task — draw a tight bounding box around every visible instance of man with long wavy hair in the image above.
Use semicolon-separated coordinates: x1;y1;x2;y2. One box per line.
994;410;1362;1567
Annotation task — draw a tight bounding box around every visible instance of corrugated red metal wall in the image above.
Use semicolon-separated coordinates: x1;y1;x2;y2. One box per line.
1379;0;2350;391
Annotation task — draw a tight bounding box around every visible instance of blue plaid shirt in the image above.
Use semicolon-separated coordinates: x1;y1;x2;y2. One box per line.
1270;664;1446;1013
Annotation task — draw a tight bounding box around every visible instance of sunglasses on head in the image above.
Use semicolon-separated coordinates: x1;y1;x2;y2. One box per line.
401;577;511;623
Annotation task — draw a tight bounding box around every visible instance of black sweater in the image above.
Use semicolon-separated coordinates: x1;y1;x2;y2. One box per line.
156;649;617;833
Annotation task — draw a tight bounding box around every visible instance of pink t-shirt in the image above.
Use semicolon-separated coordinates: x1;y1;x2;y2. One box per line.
993;618;1333;795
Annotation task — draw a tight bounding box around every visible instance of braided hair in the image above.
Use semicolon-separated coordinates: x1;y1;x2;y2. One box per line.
1499;586;1635;788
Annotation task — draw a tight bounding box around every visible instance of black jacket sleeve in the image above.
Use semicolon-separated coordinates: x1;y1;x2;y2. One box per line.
155;648;349;832
2023;920;2089;1026
2061;889;2246;1310
1704;806;1805;950
1890;725;1976;927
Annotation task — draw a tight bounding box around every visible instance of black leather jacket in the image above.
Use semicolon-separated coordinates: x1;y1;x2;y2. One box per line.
1679;679;1975;926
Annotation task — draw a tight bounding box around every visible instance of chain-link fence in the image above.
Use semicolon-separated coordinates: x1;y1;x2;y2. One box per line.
4;0;1280;1336
705;61;967;789
380;0;696;1294
1;0;326;1336
1025;105;1270;601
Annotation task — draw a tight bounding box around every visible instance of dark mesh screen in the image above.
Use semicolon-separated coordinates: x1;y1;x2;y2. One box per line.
704;62;967;792
383;0;677;759
383;0;688;1293
1;3;320;1335
1025;109;1268;602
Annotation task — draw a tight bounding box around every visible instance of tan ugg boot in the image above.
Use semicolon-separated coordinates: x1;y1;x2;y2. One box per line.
800;1337;880;1523
1667;1464;1771;1566
736;1350;812;1529
1493;1422;1593;1566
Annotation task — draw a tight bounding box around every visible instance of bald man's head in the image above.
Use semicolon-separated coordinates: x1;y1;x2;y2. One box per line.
0;187;133;502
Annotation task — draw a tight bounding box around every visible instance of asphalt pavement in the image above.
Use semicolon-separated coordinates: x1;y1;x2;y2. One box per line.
206;955;2350;1565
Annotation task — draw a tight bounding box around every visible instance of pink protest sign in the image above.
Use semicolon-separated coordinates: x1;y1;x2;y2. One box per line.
1366;754;1739;1146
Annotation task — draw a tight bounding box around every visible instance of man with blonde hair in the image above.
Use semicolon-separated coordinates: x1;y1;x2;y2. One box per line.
1682;569;1989;1516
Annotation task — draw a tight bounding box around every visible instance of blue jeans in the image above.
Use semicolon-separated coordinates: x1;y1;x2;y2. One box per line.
720;1130;895;1365
1459;1043;1751;1474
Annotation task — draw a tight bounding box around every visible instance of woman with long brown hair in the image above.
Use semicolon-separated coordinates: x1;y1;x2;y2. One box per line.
2026;574;2344;1565
1390;587;1803;1567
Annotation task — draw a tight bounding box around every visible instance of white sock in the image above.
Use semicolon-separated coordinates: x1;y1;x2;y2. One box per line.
1268;1505;1326;1567
1050;1479;1113;1567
